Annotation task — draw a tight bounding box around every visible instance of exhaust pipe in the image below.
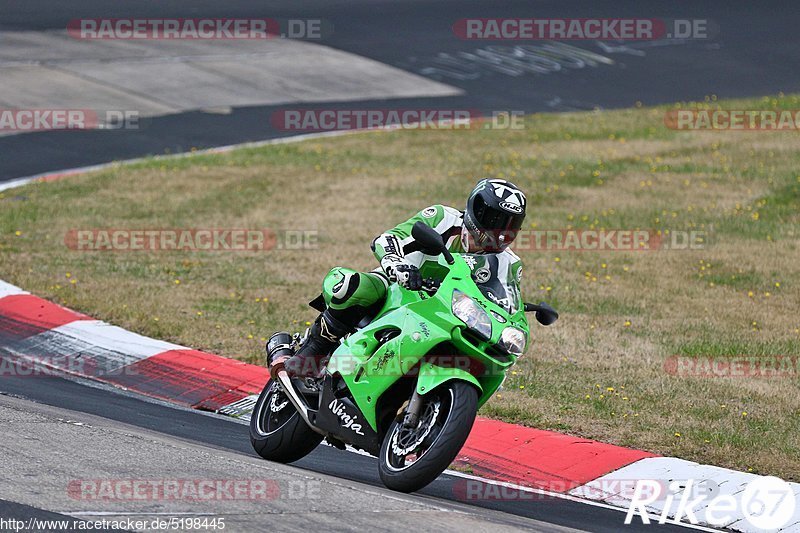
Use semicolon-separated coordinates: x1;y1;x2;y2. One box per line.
276;370;326;436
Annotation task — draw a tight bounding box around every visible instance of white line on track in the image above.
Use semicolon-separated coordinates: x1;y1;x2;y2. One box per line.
0;129;369;193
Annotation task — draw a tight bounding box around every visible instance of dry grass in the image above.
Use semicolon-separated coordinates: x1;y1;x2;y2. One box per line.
1;94;799;479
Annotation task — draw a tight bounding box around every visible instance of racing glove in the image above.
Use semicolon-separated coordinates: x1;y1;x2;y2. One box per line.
394;263;423;291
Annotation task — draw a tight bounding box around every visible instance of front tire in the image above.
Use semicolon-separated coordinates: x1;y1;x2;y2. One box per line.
378;381;478;493
249;380;322;463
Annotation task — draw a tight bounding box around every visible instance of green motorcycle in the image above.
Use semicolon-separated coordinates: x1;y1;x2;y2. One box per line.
250;222;558;493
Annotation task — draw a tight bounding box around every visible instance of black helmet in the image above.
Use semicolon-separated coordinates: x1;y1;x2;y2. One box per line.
463;178;526;252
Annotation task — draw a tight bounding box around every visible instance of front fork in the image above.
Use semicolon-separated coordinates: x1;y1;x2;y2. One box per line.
402;390;424;428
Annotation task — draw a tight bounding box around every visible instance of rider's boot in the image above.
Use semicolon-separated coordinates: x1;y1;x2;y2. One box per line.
268;309;352;379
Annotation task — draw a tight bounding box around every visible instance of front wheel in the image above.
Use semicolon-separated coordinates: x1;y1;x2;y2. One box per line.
249;380;323;463
378;381;478;493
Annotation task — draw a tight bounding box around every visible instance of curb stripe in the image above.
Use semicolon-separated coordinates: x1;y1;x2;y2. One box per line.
0;294;89;335
456;417;655;492
0;280;28;298
2;319;182;376
107;349;269;411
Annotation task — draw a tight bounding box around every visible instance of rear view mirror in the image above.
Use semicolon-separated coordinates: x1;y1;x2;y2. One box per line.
524;302;559;326
411;221;455;264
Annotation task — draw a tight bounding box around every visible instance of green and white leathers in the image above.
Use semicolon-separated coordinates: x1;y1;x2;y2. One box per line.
320;205;523;318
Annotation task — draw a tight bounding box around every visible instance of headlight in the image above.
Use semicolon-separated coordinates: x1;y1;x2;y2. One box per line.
500;327;527;356
452;290;492;340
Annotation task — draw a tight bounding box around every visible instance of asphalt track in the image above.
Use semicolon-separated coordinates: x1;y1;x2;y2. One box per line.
0;372;703;532
2;0;800;181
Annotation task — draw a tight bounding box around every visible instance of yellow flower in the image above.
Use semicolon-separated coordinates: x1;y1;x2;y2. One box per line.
65;273;71;278
742;411;747;417
624;320;631;327
174;279;181;285
14;231;22;236
674;432;681;437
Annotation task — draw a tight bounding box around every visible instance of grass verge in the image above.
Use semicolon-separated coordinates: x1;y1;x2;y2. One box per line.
1;94;799;478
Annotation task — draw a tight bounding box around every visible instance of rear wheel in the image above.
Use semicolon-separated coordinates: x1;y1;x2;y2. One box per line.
249;380;322;463
378;381;478;492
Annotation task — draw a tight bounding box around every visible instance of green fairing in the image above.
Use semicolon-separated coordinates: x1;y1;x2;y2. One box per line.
325;253;530;432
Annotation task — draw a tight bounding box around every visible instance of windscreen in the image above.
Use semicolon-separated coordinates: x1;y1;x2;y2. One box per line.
462;253;522;314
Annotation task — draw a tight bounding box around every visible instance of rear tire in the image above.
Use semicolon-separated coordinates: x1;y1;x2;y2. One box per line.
249;380;322;463
378;381;478;493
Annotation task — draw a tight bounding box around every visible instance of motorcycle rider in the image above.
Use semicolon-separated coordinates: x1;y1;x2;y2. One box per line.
268;178;527;378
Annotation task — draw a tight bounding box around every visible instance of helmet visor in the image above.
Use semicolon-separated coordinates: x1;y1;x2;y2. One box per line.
472;196;525;250
473;195;524;231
